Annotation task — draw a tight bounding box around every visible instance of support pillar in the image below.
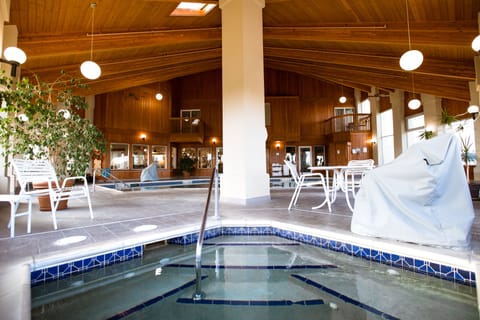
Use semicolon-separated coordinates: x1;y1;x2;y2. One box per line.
219;0;270;204
390;90;407;158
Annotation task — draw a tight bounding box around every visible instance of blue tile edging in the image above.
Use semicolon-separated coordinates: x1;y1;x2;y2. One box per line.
31;245;143;286
168;226;476;286
30;226;475;287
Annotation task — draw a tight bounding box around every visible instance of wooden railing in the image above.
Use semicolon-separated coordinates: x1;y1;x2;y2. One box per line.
169;117;205;143
322;113;371;135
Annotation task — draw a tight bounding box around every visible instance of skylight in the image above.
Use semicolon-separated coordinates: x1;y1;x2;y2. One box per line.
170;2;217;17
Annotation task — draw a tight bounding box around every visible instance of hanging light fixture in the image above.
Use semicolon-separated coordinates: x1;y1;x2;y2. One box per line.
472;35;480;52
407;73;421;110
155;93;163;101
339;83;347;103
399;0;423;71
80;2;101;80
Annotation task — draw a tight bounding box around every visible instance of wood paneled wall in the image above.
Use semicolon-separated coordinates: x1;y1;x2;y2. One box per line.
94;68;366;178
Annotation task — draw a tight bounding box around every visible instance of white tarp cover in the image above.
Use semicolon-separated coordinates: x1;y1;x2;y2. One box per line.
351;134;474;249
140;163;159;182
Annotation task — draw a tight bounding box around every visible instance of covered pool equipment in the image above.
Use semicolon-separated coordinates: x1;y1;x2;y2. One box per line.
352;134;474;249
31;235;478;319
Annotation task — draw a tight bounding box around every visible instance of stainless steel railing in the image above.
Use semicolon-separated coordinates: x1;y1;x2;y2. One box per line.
192;166;218;300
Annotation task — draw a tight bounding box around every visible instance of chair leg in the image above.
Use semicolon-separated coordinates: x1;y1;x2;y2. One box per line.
9;200;15;238
51;196;59;230
27;198;32;234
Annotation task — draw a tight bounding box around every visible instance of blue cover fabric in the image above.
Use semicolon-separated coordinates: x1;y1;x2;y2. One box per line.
140;163;159;182
351;134;474;249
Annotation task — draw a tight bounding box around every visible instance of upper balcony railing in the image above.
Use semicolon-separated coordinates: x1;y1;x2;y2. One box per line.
323;113;371;135
169;117;205;143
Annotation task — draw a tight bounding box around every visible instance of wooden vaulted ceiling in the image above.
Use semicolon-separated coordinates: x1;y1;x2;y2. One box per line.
8;0;480;102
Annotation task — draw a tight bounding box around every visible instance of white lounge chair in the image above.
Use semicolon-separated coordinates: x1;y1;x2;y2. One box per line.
12;159;94;230
284;160;331;212
343;159;374;211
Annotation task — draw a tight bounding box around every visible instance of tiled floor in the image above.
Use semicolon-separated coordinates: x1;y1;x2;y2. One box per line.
1;185;479;319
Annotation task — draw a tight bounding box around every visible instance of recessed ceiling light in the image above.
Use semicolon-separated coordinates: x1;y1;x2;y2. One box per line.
170;2;217;17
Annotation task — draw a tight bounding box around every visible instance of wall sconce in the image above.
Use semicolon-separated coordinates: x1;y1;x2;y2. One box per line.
370;138;377;145
275;142;281;150
140;134;146;141
212;138;217;145
1;47;27;77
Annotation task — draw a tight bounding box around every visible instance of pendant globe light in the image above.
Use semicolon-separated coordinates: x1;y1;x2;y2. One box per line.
81;2;101;80
407;73;421;110
399;0;423;71
338;83;347;103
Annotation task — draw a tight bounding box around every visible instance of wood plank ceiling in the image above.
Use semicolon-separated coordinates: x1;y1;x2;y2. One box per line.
8;0;480;102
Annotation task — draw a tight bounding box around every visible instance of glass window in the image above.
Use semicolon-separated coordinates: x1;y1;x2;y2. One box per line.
379;109;395;164
334;107;354;132
299;146;312;173
358;99;371;114
110;143;129;169
132;144;149;169
313;145;325;166
152;145;167;169
285;146;296;163
406;114;425;148
198;147;213;168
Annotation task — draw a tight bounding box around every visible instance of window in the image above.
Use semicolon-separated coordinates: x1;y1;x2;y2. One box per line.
406;114;425;148
110;143;129;169
379;109;395;164
180;109;201;133
132;144;149;169
299;146;312;173
152;145;167;169
358;99;371;114
198;147;213;168
334;107;354;132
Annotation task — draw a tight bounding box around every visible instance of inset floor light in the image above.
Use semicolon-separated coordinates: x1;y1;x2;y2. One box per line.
133;224;158;232
54;235;87;246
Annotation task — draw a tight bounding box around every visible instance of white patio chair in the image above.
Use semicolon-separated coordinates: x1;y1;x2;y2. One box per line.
284;160;331;212
12;159;94;230
343;159;374;211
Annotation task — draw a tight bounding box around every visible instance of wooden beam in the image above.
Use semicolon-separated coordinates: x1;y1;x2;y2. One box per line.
265;59;471;101
264;47;475;81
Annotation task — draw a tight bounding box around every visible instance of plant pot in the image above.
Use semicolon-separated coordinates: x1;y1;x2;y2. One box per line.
32;180;73;211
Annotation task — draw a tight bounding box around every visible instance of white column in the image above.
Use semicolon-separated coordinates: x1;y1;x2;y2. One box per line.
421;94;442;135
219;0;270;204
390;90;406;158
368;87;380;164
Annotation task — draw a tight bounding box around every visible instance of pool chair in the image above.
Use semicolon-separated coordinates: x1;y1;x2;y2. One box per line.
343;159;374;211
284;160;331;212
12;159;94;230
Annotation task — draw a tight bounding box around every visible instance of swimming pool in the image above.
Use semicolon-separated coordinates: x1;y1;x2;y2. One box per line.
31;235;478;320
96;177;295;191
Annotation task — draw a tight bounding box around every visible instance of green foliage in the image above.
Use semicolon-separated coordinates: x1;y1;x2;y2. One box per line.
440;108;457;126
0;71;106;178
418;130;434;140
179;154;195;173
459;135;476;164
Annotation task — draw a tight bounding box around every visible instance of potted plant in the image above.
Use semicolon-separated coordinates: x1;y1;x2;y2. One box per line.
459;135;476;183
0;71;106;210
179;154;195;177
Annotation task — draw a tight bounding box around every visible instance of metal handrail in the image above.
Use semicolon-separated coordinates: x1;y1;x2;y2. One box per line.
192;167;217;300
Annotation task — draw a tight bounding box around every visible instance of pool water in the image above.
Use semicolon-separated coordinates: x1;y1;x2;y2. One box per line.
31;236;478;320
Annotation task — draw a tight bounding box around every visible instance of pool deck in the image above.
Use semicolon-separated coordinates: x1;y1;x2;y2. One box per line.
1;185;480;319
